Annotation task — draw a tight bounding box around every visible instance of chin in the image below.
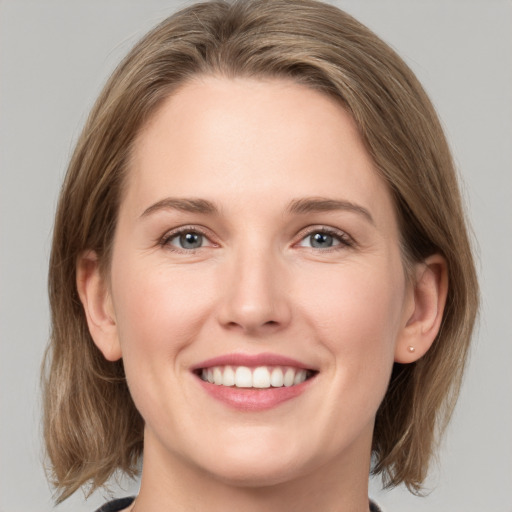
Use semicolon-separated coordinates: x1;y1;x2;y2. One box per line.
193;430;315;487
205;457;308;489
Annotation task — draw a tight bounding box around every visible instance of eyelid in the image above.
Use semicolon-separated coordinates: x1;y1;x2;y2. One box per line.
158;224;218;250
157;224;354;252
294;225;355;249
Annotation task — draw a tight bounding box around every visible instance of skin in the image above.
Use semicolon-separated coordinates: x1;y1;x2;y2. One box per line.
77;76;448;512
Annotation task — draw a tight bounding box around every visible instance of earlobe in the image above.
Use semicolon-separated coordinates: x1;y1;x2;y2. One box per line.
395;254;448;363
76;250;122;361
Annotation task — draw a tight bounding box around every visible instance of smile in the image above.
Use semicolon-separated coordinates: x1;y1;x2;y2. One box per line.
193;353;318;410
199;365;314;388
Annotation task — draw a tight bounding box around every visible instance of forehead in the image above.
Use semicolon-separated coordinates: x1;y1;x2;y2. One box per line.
124;76;396;228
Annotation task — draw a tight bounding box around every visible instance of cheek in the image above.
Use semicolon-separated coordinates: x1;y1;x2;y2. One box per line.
109;259;217;420
298;258;406;385
112;263;214;354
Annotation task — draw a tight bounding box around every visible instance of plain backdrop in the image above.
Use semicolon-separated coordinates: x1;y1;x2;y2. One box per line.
1;1;511;511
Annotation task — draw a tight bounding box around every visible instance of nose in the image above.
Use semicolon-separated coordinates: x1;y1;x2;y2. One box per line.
216;246;292;335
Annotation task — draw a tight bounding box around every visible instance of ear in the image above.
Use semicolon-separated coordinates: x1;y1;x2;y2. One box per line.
395;254;448;363
76;250;122;361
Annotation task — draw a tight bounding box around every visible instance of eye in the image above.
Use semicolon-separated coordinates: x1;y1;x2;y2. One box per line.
173;232;204;249
306;232;338;249
297;228;352;250
161;228;214;251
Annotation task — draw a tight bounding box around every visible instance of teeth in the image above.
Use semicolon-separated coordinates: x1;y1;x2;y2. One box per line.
213;367;223;385
283;368;295;387
223;366;235;386
270;367;284;387
253;367;271;388
199;365;310;388
294;369;307;385
235;366;252;388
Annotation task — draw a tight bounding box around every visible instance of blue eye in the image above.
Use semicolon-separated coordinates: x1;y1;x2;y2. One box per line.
178;232;203;249
298;229;350;249
166;231;207;250
308;232;337;248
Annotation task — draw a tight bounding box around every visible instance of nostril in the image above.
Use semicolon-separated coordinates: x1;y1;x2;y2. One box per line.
223;318;282;333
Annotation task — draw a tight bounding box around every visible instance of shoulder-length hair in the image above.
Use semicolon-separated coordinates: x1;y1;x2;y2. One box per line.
43;0;479;502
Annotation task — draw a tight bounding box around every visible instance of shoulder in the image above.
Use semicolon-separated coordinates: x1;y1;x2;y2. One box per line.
94;497;135;512
93;497;383;512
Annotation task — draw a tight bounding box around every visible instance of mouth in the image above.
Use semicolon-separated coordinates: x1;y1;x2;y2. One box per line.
192;353;318;411
195;365;316;389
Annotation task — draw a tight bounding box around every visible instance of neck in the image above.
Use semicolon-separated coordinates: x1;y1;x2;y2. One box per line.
131;429;373;512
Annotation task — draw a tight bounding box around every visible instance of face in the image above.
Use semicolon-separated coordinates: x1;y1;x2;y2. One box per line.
99;77;416;486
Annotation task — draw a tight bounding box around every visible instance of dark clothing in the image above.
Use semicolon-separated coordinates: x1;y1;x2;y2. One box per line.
95;496;384;511
94;497;135;512
370;500;383;512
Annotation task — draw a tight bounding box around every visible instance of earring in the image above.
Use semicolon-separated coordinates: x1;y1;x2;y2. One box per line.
407;346;416;353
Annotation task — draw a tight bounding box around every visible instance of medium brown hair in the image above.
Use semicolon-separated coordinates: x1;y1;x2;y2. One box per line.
43;0;479;501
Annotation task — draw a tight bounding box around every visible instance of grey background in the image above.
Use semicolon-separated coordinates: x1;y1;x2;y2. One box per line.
1;1;511;511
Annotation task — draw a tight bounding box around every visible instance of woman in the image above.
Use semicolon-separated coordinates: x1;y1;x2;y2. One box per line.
42;1;478;511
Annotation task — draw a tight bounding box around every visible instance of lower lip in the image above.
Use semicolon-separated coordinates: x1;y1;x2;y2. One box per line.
196;376;315;411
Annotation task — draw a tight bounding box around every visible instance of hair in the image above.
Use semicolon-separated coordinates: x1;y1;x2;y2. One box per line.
43;0;479;502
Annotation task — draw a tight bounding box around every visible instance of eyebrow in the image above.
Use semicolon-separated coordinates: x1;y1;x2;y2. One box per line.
140;196;374;225
286;197;374;225
141;198;218;218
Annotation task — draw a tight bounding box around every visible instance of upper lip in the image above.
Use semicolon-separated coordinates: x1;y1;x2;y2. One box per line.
191;352;316;371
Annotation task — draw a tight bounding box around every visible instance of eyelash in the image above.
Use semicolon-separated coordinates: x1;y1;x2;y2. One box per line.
296;226;354;251
158;225;354;253
159;225;214;253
